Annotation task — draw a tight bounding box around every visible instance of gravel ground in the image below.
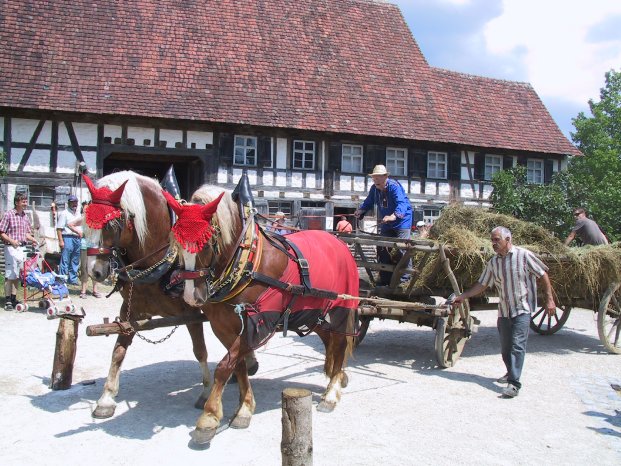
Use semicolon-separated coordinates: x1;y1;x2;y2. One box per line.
1;286;620;465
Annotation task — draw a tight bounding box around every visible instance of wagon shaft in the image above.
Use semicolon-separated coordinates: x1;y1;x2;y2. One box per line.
86;314;208;336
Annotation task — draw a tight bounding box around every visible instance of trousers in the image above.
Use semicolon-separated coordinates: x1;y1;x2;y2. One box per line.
497;313;530;389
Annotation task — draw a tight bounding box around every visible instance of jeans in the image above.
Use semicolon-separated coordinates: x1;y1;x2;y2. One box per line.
59;236;81;284
497;313;530;389
377;228;411;286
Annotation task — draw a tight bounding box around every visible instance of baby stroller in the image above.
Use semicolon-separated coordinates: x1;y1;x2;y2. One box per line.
18;250;81;318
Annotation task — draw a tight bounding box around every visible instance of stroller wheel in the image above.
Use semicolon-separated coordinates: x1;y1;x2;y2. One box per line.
47;306;58;317
16;303;28;312
65;304;75;313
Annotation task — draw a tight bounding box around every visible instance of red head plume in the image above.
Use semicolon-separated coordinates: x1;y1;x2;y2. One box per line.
83;175;128;229
163;189;225;253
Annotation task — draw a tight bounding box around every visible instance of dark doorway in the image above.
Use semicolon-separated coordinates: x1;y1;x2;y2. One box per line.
103;153;203;200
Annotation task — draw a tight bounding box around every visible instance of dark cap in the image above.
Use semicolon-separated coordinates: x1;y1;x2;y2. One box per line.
68;195;78;202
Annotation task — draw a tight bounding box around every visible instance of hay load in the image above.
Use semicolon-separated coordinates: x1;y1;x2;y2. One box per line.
413;205;621;304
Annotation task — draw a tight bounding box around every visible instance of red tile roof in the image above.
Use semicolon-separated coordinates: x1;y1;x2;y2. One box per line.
0;0;580;156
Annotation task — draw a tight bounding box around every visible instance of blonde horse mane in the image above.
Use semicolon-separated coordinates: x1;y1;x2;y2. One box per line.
95;171;153;248
190;184;239;249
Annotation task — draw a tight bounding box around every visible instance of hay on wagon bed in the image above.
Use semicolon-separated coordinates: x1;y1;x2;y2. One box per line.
409;205;621;304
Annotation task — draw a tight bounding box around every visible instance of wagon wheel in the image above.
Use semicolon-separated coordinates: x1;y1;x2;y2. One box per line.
355;316;372;347
530;305;571;335
434;306;473;368
597;282;621;354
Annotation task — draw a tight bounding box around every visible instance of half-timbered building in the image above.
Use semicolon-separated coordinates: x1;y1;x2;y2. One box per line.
0;0;580;234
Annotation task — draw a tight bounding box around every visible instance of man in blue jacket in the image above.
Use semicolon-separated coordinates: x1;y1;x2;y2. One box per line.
355;165;413;285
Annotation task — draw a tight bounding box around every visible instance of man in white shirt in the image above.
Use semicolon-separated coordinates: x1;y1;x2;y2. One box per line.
56;195;82;285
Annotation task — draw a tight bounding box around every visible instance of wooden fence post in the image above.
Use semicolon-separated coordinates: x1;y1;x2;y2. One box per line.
50;318;79;390
281;388;313;466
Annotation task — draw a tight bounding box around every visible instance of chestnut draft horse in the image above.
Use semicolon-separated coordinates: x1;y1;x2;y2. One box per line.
82;171;247;419
163;181;359;445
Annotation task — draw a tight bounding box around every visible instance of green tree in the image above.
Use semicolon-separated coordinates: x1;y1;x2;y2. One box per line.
0;150;7;177
491;69;621;242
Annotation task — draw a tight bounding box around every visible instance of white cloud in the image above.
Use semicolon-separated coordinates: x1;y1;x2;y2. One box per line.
484;0;621;105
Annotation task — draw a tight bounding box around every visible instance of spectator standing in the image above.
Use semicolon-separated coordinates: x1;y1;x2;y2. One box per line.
452;226;555;398
268;211;288;235
354;165;412;285
68;205;102;299
56;195;81;285
0;193;38;311
336;215;353;233
564;207;608;246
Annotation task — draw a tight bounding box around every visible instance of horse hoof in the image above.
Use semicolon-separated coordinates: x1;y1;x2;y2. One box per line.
92;405;115;419
230;415;252;429
316;401;336;413
194;395;207;409
341;372;349;388
190;427;216;445
247;361;259;376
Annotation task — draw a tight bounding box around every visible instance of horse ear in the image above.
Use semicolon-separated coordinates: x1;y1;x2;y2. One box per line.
201;192;225;220
162;189;184;216
83;174;97;195
109;180;128;205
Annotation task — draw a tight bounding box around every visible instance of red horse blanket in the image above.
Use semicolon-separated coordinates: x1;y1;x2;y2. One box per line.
245;230;359;348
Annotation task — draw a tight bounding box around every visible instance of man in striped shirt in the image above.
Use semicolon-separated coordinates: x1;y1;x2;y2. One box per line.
453;226;555;398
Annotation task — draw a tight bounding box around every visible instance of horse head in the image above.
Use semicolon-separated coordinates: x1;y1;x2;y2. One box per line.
83;171;172;283
164;186;237;307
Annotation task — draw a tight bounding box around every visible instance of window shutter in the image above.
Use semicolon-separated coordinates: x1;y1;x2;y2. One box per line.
544;159;554;183
474;153;484;180
449;151;461;180
328;142;342;171
258;136;272;167
365;144;384;174
219;133;234;165
503;155;514;170
411;149;427;178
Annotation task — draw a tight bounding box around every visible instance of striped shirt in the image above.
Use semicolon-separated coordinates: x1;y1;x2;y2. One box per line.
478;246;548;318
0;208;32;243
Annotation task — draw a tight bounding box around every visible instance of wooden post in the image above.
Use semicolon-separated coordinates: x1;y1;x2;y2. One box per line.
281;388;313;466
50;318;79;390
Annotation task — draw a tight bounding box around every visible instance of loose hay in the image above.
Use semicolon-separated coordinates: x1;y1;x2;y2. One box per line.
412;205;621;304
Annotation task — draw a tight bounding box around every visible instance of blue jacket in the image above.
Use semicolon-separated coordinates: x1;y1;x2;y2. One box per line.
359;178;412;233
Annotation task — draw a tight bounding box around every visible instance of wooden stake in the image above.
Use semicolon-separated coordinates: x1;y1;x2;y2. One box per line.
281;388;313;466
50;318;79;390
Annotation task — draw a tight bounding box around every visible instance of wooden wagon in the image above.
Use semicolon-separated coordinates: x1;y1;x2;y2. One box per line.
336;231;621;363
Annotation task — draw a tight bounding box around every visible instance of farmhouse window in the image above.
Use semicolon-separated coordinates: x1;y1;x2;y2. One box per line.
29;185;55;209
527;159;544;184
427;151;447;179
268;201;292;217
234;135;257;166
341;144;363;173
293;140;315;170
386;147;407;176
484;155;503;180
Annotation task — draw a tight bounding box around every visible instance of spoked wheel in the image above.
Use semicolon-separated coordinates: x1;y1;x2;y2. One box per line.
434;306;473;368
530;305;571;335
598;282;621;354
355;316;372;347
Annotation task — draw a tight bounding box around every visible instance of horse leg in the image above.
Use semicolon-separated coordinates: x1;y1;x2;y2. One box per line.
229;349;259;383
229;354;256;429
315;330;352;413
186;322;211;409
92;333;134;419
191;334;244;445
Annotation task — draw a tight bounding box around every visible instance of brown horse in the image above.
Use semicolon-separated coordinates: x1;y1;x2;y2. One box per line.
164;182;359;445
82;171;214;419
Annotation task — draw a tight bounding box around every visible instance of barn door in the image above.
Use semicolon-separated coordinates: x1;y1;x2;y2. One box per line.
298;207;326;230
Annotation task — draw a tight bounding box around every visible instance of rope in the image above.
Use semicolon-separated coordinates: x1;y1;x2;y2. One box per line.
233;303;245;336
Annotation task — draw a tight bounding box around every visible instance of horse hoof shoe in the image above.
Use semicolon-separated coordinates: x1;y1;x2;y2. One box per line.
341;372;349;388
316;401;336;413
247;361;259;376
230;416;251;429
92;406;115;419
190;427;216;445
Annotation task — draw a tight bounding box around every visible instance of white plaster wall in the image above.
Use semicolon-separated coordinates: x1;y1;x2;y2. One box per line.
339;174;350;191
72;123;97;146
104;125;122;140
410;180;421;195
287;191;303;199
460;182;480;199
187;130;213;148
57;150;80;173
19;149;50;172
309;193;324;200
263;171;274;186
424;183;436;195
291;172;302;188
160;129;183;146
275;172;287;187
276;138;287;169
217;167;228;184
127;127;155;146
12;119;43;143
306;173;316;189
398;180;408;192
482;184;494;200
438;182;450;196
353;176;365;193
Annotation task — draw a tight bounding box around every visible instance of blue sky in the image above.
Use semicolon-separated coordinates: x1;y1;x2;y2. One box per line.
392;0;621;140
